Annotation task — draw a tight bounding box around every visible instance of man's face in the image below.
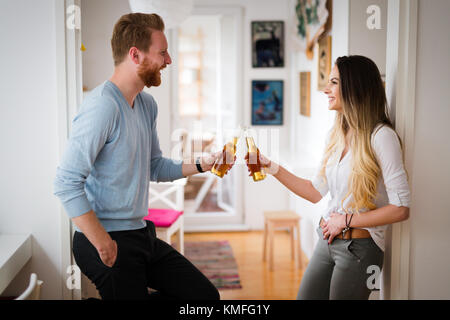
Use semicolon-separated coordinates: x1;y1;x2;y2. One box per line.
137;31;172;88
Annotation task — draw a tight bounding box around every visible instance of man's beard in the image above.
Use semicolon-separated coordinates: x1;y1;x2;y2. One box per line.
137;57;164;88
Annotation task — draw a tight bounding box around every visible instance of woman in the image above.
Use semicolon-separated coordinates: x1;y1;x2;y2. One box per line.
249;55;411;300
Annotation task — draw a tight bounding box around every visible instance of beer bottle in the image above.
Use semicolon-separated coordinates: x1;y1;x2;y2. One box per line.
211;136;238;178
245;130;266;182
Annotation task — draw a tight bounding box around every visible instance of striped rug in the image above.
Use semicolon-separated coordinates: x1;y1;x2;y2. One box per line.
184;240;242;290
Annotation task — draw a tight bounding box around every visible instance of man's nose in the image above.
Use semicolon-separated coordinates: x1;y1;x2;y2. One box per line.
165;52;172;65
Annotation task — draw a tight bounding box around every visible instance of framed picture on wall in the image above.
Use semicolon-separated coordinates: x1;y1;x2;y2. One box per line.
300;72;311;117
251;80;283;125
251;21;284;68
317;35;332;91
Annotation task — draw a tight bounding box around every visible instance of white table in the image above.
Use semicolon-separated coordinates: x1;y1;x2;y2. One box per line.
0;234;32;294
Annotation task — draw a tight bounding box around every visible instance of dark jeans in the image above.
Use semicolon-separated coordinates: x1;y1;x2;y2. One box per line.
72;221;220;300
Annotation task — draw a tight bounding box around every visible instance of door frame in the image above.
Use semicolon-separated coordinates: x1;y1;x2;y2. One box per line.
55;0;83;300
384;0;418;300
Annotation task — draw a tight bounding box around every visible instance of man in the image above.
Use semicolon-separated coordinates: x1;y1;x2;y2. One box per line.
54;13;226;300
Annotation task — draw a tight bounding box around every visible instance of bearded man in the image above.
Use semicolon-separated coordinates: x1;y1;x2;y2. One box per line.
54;13;222;300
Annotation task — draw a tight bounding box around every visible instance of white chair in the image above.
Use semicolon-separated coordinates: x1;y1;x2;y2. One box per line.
144;178;187;254
15;273;43;300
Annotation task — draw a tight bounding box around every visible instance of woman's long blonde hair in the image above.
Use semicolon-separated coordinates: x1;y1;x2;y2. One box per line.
319;55;403;213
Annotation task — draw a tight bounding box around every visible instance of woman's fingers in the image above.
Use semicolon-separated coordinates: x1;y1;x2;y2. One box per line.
259;153;270;166
322;227;329;239
328;233;336;244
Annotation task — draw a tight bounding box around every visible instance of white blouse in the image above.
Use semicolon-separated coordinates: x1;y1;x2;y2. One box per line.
312;124;411;251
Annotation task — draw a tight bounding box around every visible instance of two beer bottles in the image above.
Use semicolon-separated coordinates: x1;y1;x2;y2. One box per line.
211;128;266;182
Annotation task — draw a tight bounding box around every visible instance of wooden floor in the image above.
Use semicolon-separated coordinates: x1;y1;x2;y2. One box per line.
184;230;308;300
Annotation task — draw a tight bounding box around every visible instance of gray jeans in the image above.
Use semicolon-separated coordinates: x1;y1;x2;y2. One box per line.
297;227;384;300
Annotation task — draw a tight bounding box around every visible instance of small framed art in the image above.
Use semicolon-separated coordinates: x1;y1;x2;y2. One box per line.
300;72;311;117
317;35;332;91
251;21;284;68
251;80;283;126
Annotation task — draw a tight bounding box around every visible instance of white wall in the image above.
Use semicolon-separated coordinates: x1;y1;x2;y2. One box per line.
239;0;292;230
349;0;387;76
408;0;450;299
80;0;128;90
0;0;64;299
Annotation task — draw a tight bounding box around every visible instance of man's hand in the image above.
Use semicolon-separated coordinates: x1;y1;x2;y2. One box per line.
72;211;119;267
200;151;221;172
182;151;237;177
201;151;236;174
97;239;118;268
321;213;346;244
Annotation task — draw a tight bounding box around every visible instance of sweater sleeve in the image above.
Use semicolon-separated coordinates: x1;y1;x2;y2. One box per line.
53;96;119;218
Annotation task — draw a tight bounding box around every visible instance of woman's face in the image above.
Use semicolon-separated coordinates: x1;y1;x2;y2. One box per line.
323;65;342;112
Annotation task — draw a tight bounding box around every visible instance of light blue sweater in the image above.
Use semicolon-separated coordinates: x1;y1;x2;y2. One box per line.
54;81;183;232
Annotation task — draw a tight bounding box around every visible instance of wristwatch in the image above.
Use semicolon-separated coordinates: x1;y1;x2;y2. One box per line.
196;157;204;173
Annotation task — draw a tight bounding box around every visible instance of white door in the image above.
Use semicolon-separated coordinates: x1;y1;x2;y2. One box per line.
174;7;246;231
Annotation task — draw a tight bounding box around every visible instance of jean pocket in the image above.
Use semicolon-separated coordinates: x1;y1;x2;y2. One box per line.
98;241;120;269
345;240;362;261
345;238;377;262
316;226;324;239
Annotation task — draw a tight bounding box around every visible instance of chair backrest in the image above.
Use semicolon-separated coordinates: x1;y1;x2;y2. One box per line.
149;178;187;211
15;273;43;300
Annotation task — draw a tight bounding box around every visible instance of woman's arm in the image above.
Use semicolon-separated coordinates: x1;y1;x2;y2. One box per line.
272;164;323;204
245;153;323;204
322;205;409;244
346;205;409;228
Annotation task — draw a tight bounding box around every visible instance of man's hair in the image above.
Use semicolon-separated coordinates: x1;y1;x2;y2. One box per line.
111;13;165;66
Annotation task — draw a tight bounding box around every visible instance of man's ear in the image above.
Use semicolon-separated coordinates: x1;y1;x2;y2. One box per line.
129;47;140;64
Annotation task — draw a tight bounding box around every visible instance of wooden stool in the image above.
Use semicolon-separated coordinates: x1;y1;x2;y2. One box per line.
263;210;303;271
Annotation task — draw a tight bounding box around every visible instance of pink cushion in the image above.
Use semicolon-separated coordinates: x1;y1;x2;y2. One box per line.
143;208;183;227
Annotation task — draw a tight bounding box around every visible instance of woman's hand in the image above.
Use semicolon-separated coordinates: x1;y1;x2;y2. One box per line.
321;212;346;244
244;152;279;175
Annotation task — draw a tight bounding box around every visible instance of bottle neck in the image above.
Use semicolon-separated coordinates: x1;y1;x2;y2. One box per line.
246;136;257;153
